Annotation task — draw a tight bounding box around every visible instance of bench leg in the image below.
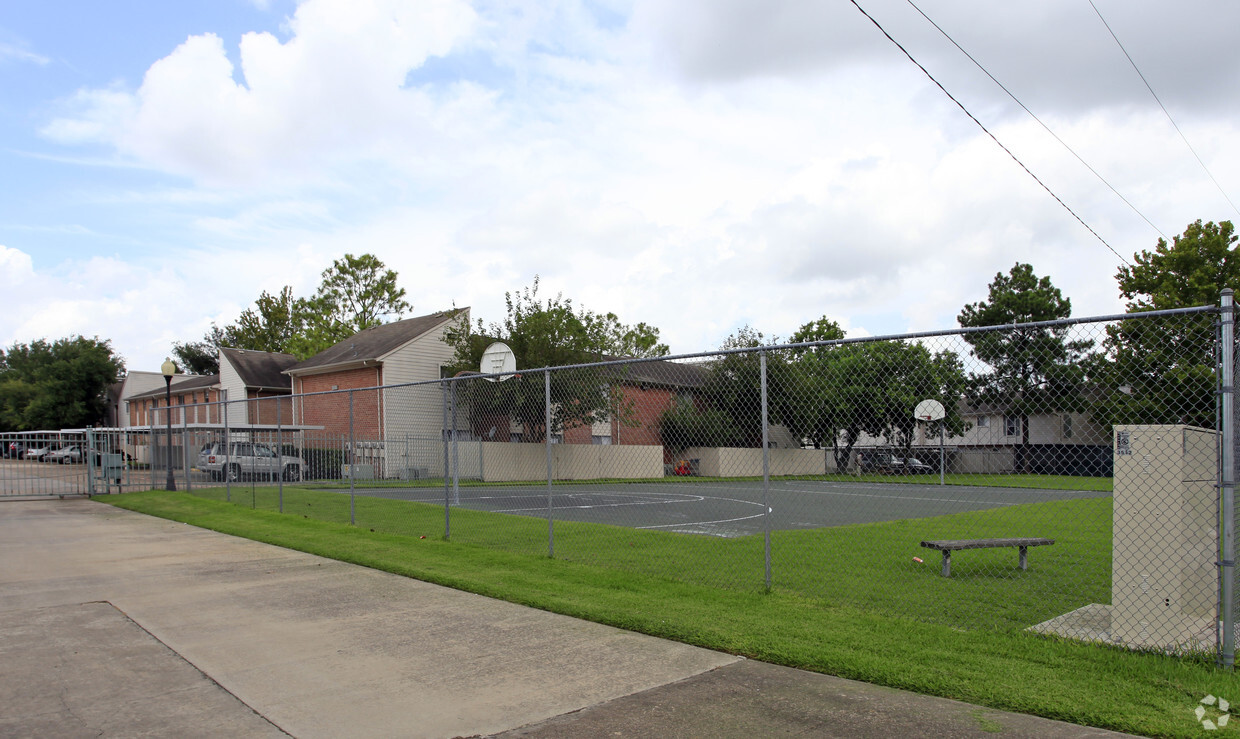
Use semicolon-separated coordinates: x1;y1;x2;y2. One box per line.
941;549;951;577
1019;546;1028;571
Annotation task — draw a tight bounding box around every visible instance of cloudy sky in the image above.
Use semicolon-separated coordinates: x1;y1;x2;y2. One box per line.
2;0;1238;372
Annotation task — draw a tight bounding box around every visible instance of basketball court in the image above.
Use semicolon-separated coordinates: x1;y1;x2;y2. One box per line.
346;478;1111;537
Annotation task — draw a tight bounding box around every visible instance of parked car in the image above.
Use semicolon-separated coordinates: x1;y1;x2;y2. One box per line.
900;457;933;474
858;451;901;473
4;441;26;459
198;441;303;482
24;444;55;461
46;445;84;464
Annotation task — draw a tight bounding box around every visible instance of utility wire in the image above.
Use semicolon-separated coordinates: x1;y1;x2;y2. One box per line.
904;0;1165;241
1088;0;1240;220
848;0;1130;265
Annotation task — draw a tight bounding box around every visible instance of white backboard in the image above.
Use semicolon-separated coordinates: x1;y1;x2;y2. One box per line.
914;399;945;422
481;342;517;381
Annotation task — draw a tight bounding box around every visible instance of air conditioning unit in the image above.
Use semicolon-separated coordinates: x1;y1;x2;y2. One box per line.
399;466;431;480
1111;425;1217;649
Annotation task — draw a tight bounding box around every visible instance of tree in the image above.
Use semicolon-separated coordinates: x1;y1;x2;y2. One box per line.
869;342;968;463
232;286;304;354
1116;219;1238;310
958;263;1089;472
442;276;669;442
783;320;966;470
172;254;412;366
658;397;740;457
288;254;410;358
0;336;124;431
1091;219;1238;429
699;326;799;448
172;324;236;375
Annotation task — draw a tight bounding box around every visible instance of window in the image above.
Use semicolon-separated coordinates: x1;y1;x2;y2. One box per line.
510;433;524;443
1062;414;1073;439
1004;414;1019;437
592;435;612;445
976;416;989;428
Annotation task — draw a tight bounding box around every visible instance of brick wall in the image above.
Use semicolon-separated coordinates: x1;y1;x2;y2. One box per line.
294;366;383;440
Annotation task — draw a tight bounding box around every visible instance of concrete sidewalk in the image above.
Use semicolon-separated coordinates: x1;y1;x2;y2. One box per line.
0;500;1136;738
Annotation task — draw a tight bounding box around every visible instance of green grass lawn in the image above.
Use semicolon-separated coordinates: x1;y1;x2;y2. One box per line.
180;480;1111;630
105;487;1238;738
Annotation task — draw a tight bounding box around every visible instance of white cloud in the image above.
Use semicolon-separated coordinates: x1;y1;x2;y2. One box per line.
43;0;479;185
0;41;49;65
18;0;1240;371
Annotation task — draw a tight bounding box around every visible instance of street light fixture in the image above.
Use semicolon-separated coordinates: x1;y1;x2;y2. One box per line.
161;358;177;491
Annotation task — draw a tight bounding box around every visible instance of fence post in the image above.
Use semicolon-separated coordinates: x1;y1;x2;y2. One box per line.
1221;288;1235;669
442;381;451;539
86;428;96;496
223;392;231;503
546;370;554;558
277;398;283;514
181;413;191;493
348;390;355;526
760;351;771;591
451;381;460;506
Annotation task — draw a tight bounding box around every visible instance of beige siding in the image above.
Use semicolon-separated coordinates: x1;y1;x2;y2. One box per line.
378;312;467;476
218;352;249;425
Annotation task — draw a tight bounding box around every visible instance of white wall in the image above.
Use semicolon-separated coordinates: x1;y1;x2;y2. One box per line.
478;442;664;482
684;447;836;477
218;353;249;425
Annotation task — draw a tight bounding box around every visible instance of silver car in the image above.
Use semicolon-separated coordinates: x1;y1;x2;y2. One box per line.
46;445;84;464
198;441;302;482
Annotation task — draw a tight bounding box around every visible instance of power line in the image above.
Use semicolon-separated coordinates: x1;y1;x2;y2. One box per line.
847;0;1130;265
903;0;1165;241
1088;0;1240;220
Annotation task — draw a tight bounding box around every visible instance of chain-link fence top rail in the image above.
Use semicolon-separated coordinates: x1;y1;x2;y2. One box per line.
144;303;1232;654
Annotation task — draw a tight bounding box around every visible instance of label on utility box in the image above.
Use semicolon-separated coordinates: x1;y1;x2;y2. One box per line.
1116;431;1131;456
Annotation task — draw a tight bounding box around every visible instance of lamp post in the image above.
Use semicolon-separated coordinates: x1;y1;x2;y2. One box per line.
161;359;177;491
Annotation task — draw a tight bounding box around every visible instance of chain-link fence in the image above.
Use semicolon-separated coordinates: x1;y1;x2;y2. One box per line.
137;295;1236;662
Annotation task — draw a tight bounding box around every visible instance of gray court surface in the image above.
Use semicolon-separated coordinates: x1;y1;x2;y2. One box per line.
344;479;1111;537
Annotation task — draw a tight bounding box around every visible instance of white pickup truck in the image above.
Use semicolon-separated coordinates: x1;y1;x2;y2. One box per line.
198;441;303;482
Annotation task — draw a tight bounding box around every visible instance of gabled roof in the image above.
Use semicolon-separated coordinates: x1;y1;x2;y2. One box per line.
286;309;465;376
126;374;220;401
604;356;709;389
219;347;298;391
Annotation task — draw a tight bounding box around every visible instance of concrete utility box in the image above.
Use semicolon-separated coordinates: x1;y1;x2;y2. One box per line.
1111;425;1218;649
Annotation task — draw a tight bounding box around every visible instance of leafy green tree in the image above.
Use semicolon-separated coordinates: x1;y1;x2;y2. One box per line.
0;336;124;431
658;397;740;457
699;326;799;448
232;286;303;354
784;317;850;459
1091;219;1237;429
443;277;669;442
1116;219;1238;310
958;263;1089;472
173;254;412;366
287;254;410;358
783;319;966;469
870;343;968;463
172;324;236;375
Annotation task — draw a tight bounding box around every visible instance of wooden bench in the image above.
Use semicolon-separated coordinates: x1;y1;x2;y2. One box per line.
920;538;1055;577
